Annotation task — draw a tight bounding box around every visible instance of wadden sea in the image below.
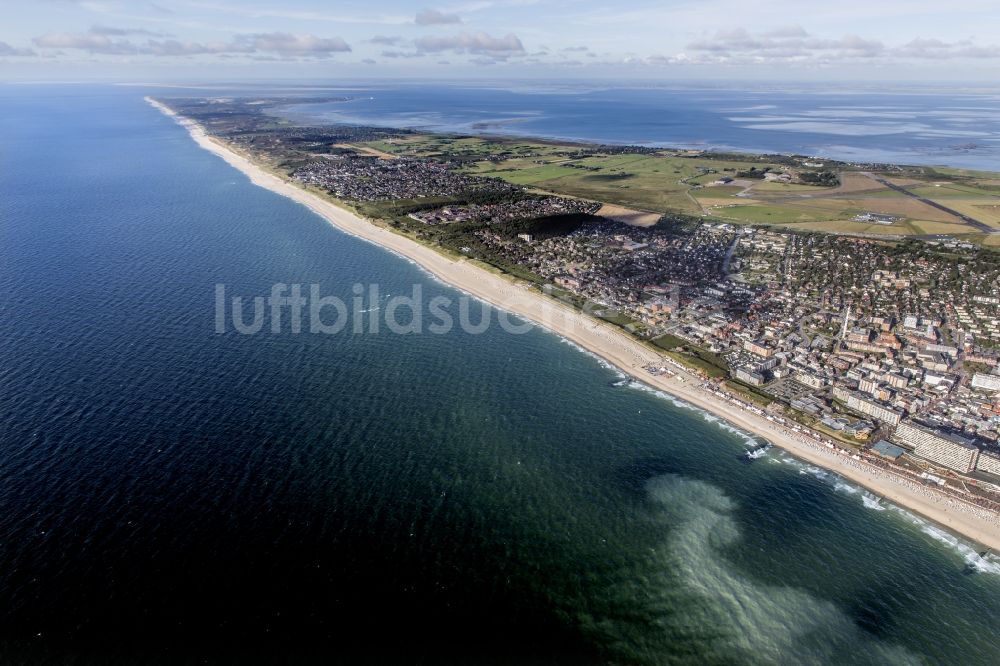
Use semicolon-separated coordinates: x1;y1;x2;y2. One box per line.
2;85;1000;664
282;82;1000;170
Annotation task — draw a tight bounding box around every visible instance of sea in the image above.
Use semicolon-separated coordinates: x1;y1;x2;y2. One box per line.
1;83;1000;665
279;81;1000;170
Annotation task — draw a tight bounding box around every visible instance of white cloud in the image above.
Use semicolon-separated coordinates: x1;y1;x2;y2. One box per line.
32;28;351;58
629;26;1000;69
142;39;223;56
33;31;138;55
686;27;885;62
896;37;1000;59
695;27;1000;63
89;24;169;37
368;35;403;45
380;50;423;59
415;9;463;26
235;32;351;54
414;31;524;55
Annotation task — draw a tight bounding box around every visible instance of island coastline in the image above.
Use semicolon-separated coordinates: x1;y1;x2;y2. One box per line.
146;96;1000;553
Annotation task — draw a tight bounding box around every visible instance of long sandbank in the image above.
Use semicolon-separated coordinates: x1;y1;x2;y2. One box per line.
147;97;1000;553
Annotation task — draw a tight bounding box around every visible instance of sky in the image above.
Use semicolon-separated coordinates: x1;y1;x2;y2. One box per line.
1;0;999;81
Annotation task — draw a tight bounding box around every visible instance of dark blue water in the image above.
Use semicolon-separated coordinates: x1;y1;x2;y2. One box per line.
2;85;1000;664
283;82;1000;170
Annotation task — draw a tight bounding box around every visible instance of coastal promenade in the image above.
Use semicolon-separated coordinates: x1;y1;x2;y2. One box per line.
147;97;1000;553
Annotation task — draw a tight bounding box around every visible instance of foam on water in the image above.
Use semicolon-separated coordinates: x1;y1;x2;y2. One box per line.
776;454;1000;574
834;480;861;495
862;494;887;511
624;381;760;448
880;505;1000;575
555;335;626;380
783;453;891;508
642;474;920;665
919;526;1000;575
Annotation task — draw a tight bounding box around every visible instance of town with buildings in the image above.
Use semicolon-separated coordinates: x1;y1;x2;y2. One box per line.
475;218;1000;482
291;155;522;202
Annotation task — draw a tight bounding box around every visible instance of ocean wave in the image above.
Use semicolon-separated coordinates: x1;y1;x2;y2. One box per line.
869;500;995;570
777;454;1000;574
555;335;624;378
834;480;861;495
861;494;886;511
783;455;833;482
623;381;760;448
917;522;1000;575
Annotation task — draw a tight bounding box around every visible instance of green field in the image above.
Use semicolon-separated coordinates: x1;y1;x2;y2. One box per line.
713;204;829;224
359;133;1000;241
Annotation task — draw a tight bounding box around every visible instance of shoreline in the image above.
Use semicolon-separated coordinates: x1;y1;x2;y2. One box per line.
146;96;1000;553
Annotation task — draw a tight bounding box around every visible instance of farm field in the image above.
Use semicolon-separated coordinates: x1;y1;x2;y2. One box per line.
595;204;661;227
359;132;1000;241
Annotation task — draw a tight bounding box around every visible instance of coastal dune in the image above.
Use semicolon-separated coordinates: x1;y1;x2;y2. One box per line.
146;97;1000;552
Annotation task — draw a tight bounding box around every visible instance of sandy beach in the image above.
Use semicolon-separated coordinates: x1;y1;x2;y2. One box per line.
147;97;1000;552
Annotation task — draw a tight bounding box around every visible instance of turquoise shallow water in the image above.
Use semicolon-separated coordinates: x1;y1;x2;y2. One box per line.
1;85;1000;664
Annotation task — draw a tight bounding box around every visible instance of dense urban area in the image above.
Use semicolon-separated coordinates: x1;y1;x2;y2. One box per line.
165;95;1000;498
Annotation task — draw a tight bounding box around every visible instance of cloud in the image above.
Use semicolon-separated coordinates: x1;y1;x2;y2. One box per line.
820;35;885;57
33;31;138;55
686;28;885;62
683;26;1000;63
32;29;351;58
896;37;1000;59
414;31;524;56
142;39;225;56
380;50;423;59
368;35;403;45
89;24;169;37
32;25;168;54
633;27;1000;68
561;45;588;52
234;32;351;54
361;57;376;64
415;9;462;25
0;41;35;57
